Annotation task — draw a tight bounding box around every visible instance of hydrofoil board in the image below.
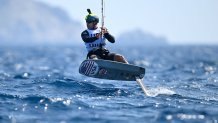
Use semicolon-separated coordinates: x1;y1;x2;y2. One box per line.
79;59;145;81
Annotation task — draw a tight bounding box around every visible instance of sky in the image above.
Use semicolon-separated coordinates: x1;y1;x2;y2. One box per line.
35;0;218;45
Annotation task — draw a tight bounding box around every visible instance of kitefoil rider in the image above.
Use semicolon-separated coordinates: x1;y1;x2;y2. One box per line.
81;9;128;63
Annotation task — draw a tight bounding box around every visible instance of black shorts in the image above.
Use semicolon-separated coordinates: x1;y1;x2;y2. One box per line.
87;48;116;61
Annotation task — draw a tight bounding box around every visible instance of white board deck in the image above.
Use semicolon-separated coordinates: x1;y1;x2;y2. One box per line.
79;59;145;81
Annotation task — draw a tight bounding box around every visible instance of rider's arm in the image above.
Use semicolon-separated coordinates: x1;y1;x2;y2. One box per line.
104;33;115;43
101;27;115;43
81;30;98;43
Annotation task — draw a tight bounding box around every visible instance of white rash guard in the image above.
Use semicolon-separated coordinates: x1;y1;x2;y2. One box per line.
84;28;106;52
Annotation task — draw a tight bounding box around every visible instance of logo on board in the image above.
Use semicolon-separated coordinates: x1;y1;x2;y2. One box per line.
98;69;107;75
79;60;99;76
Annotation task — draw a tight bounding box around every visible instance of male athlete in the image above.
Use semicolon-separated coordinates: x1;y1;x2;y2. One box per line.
81;10;128;63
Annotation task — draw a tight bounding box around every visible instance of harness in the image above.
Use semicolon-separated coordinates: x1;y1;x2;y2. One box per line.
86;48;109;59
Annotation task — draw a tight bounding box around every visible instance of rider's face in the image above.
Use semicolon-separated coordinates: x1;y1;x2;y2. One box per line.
87;21;98;30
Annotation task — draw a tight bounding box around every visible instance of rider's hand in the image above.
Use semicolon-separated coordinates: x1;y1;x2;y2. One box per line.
96;27;108;38
96;33;102;38
101;27;108;34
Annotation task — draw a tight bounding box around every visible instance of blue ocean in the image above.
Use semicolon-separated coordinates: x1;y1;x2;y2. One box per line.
0;45;218;123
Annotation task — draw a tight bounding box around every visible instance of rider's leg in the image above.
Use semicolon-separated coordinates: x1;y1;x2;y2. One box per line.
114;54;128;64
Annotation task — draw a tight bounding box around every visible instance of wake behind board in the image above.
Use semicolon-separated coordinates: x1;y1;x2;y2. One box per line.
79;59;145;81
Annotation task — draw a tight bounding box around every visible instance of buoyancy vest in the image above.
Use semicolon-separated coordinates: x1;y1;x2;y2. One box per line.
85;27;106;52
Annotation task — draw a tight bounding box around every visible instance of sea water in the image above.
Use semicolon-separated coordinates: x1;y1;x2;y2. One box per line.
0;45;218;123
